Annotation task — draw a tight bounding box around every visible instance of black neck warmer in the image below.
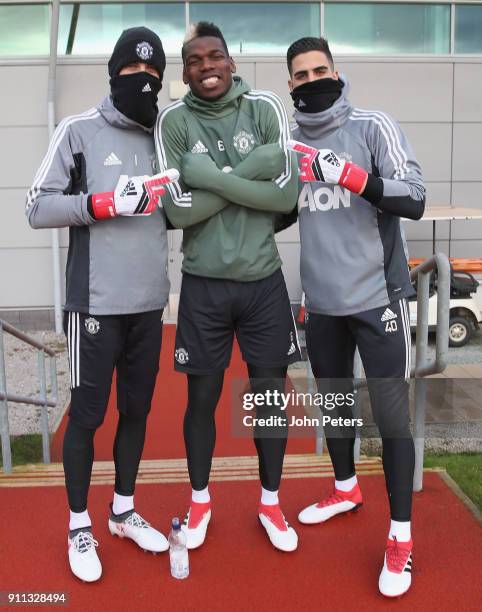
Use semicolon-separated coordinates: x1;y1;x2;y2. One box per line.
110;72;161;128
291;78;343;114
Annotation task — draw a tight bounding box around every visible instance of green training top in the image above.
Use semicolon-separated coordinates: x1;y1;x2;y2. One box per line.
154;76;298;282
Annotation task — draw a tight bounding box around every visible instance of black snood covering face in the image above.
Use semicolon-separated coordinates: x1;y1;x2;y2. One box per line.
110;72;162;128
291;78;343;113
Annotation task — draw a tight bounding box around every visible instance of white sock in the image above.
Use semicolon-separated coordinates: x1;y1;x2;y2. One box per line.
69;510;91;532
335;474;358;492
192;487;210;504
260;487;279;505
389;520;411;542
112;492;134;515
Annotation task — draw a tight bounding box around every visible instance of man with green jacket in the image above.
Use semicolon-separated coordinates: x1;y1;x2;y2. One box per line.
155;22;300;552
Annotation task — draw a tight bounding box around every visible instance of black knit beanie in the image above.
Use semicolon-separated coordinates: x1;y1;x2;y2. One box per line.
108;27;166;78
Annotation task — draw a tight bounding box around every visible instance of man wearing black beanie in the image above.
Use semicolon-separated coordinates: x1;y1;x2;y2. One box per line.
109;26;166;128
26;27;176;583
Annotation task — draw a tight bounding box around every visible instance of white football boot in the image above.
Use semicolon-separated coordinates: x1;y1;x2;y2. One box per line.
298;483;363;524
108;507;169;554
379;537;413;597
68;529;102;583
258;504;298;552
181;501;212;550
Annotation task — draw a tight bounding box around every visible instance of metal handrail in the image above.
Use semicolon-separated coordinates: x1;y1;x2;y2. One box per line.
410;253;450;378
410;253;450;491
0;319;58;474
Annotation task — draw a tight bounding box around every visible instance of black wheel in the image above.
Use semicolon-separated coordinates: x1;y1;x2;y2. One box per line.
448;316;473;347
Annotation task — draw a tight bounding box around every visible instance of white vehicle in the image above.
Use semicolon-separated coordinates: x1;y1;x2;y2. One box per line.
408;269;481;347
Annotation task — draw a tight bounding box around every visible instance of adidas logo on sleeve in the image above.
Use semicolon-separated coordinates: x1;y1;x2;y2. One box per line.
191;140;209;154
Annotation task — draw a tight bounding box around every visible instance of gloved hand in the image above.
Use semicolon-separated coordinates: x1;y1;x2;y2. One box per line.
287;139;368;194
90;169;179;220
181;153;221;190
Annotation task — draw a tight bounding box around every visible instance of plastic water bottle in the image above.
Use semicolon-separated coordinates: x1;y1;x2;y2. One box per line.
168;517;189;579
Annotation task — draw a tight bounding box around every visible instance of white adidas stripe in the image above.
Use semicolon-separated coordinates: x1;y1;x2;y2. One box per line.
26;108;100;211
350;111;405;180
403;298;412;380
67;312;81;389
155;100;192;208
75;313;80;388
350;108;408;179
399;298;411;380
67;312;72;389
353;109;409;178
349;109;408;180
243;90;292;188
289;307;302;355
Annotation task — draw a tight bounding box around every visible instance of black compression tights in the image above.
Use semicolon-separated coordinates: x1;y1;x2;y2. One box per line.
184;365;288;492
322;380;415;522
63;413;147;512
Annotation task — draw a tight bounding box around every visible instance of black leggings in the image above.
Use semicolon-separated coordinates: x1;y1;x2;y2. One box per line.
306;306;415;522
63;413;147;513
184;365;288;492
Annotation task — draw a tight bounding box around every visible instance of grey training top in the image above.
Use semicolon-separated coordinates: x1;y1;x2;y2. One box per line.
291;75;425;316
26;96;169;315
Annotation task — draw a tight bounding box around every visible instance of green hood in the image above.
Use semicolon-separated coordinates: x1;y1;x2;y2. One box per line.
183;76;250;119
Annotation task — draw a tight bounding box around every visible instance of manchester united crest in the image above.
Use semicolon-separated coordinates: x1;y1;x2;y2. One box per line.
85;317;100;335
136;41;153;61
233;130;255;155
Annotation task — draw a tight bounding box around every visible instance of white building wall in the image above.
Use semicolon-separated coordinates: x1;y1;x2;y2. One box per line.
1;56;482;316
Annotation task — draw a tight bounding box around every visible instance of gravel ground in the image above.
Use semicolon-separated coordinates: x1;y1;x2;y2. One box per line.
2;331;69;436
2;326;481;437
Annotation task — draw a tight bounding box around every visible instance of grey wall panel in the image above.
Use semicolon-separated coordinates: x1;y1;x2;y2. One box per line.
276;221;299;244
452;182;482;209
0;127;48;189
167;228;183;294
0;188;77;249
403;219;450;241
254;63;293;117
406;239;449;259
424;182;451;206
452;124;482;182
401;123;452;182
454;64;482;122
0;248;67;308
234;62;255;88
449;219;482;241
56;64;109;119
159;62;186;107
337;63;453;123
2;189;47;248
449;240;482;258
0;66;48;127
278;243;301;302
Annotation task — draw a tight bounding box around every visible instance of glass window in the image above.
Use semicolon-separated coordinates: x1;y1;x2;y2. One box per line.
58;3;186;55
190;3;320;54
0;4;50;56
325;3;450;54
455;4;482;53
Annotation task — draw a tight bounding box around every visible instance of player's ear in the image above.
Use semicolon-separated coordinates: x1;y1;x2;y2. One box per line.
182;66;188;85
288;79;293;92
229;57;236;74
